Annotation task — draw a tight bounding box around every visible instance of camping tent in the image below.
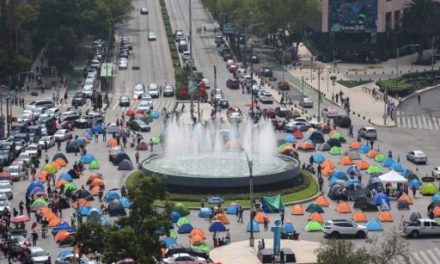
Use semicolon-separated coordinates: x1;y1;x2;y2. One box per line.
409;212;422;221
349;141;361;150
88;160;100;170
420;183;438;196
317;143;331;151
375;153;386;162
304;221;322;232
177;223;193;234
373;193;390;206
118;159;134;170
366;219;384;231
353;197;378;212
335;202;352;213
260;195;284;213
308;212;324;223
309;131;325;144
214;213;229;224
225;204;238;215
170;212;181;223
312;154;325;164
65;140;80;153
397;200;410;210
80;154;95;164
352;211;368;222
339;156;353;165
52;153;68;163
51;222;73;235
329;146;342;155
326;138;342;147
108;201;126;217
112;152;131;166
321;160;335;170
283;223;295;233
198;208;212;218
174;203;190;216
345;150;361;160
378;170;407;183
290;204;304;215
176;217;191;227
305;203;324;213
390;163;404;172
367;149;378;158
254;212;266;224
314;196;329;207
327;183;348;201
104;191;120;202
382;158;395;168
398;193;413;205
378;211;393;222
246;220;260;232
209;221;227;232
359;144;370;154
432;194;440;203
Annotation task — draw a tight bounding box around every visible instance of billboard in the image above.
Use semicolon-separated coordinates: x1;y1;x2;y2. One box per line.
329;0;377;33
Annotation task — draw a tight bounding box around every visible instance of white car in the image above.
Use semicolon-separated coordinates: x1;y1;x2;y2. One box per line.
0;199;11;212
148;32;157;41
38;136;55;148
162;253;207;264
133;83;145;99
432;167;440;179
148;83;159;98
18;152;31;164
323;219;368;238
201;78;210;89
54;129;72;141
82;84;94;97
321;107;338;118
119;58;128;69
258;91;273;104
17;113;33;123
84;77;95;86
407;150;427;164
299;97;313;108
140;7;149;14
24;144;40;157
136;101;153;112
90;59;100;69
44;107;61;118
0;181;13;199
28;246;51;264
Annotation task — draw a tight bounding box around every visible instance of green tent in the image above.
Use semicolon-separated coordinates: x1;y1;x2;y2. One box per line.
174;202;190;216
176;217;191;227
304;220;322;232
43;164;57;174
260;194;285;213
366;165;383;174
330;132;342;140
278;143;290;152
329;146;342;155
169;229;178;239
31;198;48;211
63;182;77;192
375;153;386;162
420;183;438;196
151;136;160;145
191;241;211;253
89;160;100;170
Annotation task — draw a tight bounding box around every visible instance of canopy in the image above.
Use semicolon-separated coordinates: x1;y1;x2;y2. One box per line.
174;203;190;216
366;219;383;231
89;160;100;170
260;195;284;213
420;183;438;196
335;202;352;213
209;221;227;232
352;211;368;222
246;220;260;232
378;170;407;183
290;204;304;215
359;144;370;154
314;196;329;207
329;146;342;155
312;153;325;164
305;203;324;213
304;221;322;232
118;159;134;170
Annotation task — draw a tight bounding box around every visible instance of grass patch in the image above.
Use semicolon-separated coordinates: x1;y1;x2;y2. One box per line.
337;80;371;88
376;79;416;97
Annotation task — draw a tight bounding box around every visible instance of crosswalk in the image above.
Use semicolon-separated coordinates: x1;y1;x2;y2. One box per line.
395;111;440;130
108;98;177;112
393;247;440;264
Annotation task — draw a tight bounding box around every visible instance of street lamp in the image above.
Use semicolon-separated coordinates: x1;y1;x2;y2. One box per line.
242;150;254;247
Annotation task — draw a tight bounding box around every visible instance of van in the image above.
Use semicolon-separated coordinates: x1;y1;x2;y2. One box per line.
178;40;188;53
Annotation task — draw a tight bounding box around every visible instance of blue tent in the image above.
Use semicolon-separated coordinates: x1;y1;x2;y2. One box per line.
80;154;95;164
208;197;224;204
226;204;238;215
373;193;389;206
75;137;85;147
78;206;90;216
170;211;181;223
150;111;160;119
98;216;109;226
82;131;93;140
312;153;325;164
198;208;212;218
246;220;260;232
26;180;44;195
402;169;410;178
209;221;227;232
88;208;102;219
359;144;370;154
29;187;45;197
390;163;404;172
366;219;384;231
177;223;193;234
59;173;73;182
52;222;73;235
91;124;104;134
431;193;440;203
283;134;296;143
345;179;360;188
379;199;391;210
283;223;295;233
104;191;121;202
118;197;131;208
161;237;177;248
409;179;422;189
382;158;395;168
330;170;347;179
346;166;361;176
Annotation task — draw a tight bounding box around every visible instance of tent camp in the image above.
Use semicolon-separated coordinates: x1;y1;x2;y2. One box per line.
260;195;284;213
378;170;407;183
359;144;370;154
326;138;342;147
366;219;384;231
88;160;100;170
420;183;438;196
335;202;352;213
339;156;353;165
290;204;304;215
397;200;410;210
398;193;413;205
108;201;126;217
327;183;348;201
304;221;322;232
308;212;324;223
118;159;134;170
52;153;68;163
254;212;266;224
283;223;295;233
177;217;191;227
409;212;422;221
352;211;368;222
378;211;393;222
214;213;229;224
170;212;181;223
329;146;342;155
209;221;227;232
80;154;95;164
345;150;362;160
305;203;324;213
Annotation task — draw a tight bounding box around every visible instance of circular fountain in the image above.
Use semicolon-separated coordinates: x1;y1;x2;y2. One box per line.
141;118;300;193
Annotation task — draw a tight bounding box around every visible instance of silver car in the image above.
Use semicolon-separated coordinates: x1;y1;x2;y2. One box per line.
163;84;174;97
323;219;368;238
39;136;55;148
119;96;130;107
0;181;13;199
407;150;428;164
7;165;28;181
28;246;51;264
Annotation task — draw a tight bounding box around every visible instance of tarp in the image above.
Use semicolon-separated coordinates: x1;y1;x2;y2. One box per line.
366;219;383;231
177;223;193;234
209;221;227;232
65;140;80;153
420;183;438;196
246;220;260;232
198;208;212;218
378;211;393;222
118;159;134;170
59;173;73;182
89;160;100;170
335;202;352;213
308;212;324;223
283;222;295;233
304;221;322;232
260;195;284;213
378;170;407;183
174;203;190;216
118;197;131;208
225;204;238;215
352;211;368;222
291;204;304;215
305;203;324;213
314;196;329;207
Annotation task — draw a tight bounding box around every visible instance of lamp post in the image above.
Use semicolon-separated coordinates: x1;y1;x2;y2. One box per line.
317;68;322;122
242;150;254;247
301;76;304;114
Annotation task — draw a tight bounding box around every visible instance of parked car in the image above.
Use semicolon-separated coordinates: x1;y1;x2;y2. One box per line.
163;84;175;97
399;218;440;238
358;127;377;140
27;246;51;264
263;108;276;118
323;219;368;238
72;92;87;106
278;80;290;91
0;180;13;199
148;83;160;98
140;7;149;14
226;78;239;89
299;97;313;108
54;129;73;141
119;96;130;107
127;119;150;132
0;198;11;213
7;165;28;181
321;107;339;118
38;136;55;149
148;32;157;41
17;152;31;164
432;167;440;179
119;58;128;69
407;150;427;164
201;79;210;89
133;84;145;99
162;253;207;264
136;101;153;112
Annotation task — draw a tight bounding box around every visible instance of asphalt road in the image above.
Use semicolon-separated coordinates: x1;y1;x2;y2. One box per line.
398;86;440;115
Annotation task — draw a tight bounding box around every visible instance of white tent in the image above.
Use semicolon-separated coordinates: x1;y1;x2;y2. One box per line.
378;170;408;183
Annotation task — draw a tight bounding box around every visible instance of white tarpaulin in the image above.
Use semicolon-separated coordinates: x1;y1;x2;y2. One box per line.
378;170;408;183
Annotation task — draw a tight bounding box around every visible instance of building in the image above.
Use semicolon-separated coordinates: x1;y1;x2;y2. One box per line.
314;0;426;62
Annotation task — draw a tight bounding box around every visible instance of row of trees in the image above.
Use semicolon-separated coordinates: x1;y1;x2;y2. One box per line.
75;175;172;263
0;0;131;81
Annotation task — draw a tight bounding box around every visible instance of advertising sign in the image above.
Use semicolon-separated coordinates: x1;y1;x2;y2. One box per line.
329;0;377;33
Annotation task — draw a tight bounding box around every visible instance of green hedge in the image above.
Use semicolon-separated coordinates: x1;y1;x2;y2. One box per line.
376;79;416;97
337;80;371;88
158;0;180;68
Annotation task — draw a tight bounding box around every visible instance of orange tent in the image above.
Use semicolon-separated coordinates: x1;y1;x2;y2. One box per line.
349;141;361;150
339;156;354;165
356;160;370;171
367;149;378;158
87;174;99;183
433;207;440;217
335;202;352;213
43;212;58;222
378;211;393;222
398;193;413;205
189;228;206;239
254;212;266;223
55;158;67;167
214;213;230;224
352;211;368;222
48;217;62;227
107;138;118;147
36;207;50;216
90;178;104;187
190;234;204;245
52;162;62;170
91;185;101;195
55;231;72;242
314;196;329;207
322;166;334;177
72;199;91;209
308;212;324;223
298;141;315;150
38;171;49;182
320;160;335;170
55;179;68;189
291;204;304;215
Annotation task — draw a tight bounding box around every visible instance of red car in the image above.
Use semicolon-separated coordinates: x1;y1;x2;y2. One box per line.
263;108;276;118
226;78;239;89
278;80;290;91
227;63;238;73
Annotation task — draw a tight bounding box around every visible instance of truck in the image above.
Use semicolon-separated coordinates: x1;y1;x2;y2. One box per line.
399;218;440;238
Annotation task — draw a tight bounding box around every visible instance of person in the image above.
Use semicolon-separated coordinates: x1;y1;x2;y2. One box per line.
135;151;140;164
94;130;99;142
309;154;314;166
417;94;421;105
349;125;353;137
388;150;393;159
318;177;324;192
149;139;154;152
358;174;362;183
45;154;49;164
280;209;285;225
317;164;322;177
121;185;127;197
237;206;243;223
44;141;48;152
19;201;24;215
263;217;268;231
12;208;18;217
98;189;103;202
369;138;375;149
31;230;38;246
102;127;107;141
411;185;417;198
122;136;127;148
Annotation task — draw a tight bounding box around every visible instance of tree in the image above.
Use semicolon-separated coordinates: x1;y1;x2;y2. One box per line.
368;230;410;264
402;0;440;61
74;219;105;255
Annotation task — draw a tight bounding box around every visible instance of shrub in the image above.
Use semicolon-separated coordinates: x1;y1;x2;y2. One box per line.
376;79;415;97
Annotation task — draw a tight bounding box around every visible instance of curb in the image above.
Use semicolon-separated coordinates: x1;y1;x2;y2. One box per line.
398;84;440;105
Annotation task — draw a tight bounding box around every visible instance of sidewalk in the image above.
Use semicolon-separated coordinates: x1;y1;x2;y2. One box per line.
289;43;398;127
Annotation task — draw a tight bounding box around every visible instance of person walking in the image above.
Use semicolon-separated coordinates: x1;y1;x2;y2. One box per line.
309;154;314;166
31;230;39;246
317;164;322;178
318;177;324;193
19;201;24;215
45;154;49;164
263;217;269;231
280;209;285;225
102;127;107;141
369;139;375;149
121;185;127;197
94;130;99;142
237;206;243;223
411;185;417;198
135;151;140;164
417;94;421;105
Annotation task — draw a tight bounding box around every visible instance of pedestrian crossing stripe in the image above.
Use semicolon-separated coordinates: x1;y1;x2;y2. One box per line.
392;247;440;264
395;111;440;130
110;99;176;111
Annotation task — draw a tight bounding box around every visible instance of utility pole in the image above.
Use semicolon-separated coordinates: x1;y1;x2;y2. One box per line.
432;36;435;84
384;85;388;125
317;69;322;122
188;0;195;122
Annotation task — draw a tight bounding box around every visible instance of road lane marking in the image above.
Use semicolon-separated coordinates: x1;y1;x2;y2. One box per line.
410;251;423;264
417;250;434;264
426;249;437;262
